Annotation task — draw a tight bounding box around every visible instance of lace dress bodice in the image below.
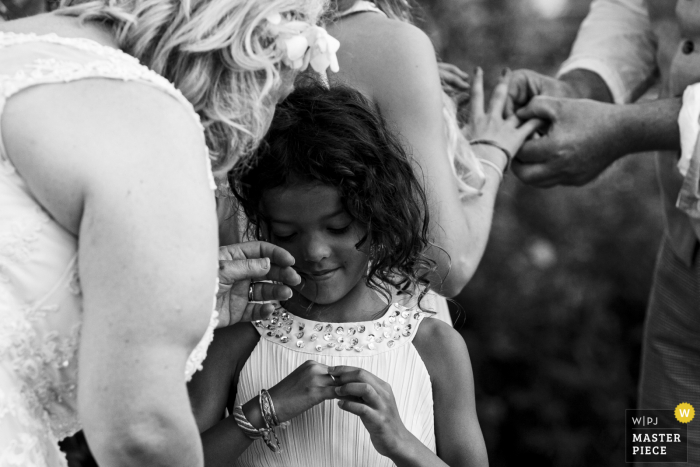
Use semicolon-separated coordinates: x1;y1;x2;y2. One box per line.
0;31;218;466
234;303;435;467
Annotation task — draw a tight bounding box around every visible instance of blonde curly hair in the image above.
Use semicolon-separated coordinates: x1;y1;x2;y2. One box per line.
58;0;328;173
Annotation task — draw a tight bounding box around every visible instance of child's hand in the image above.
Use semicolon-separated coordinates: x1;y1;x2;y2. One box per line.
467;67;543;164
330;366;416;459
267;361;339;423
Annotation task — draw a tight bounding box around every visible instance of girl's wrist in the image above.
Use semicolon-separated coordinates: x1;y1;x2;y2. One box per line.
242;396;265;430
385;427;422;465
471;143;509;172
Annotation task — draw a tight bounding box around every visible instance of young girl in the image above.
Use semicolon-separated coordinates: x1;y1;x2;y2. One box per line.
189;78;537;466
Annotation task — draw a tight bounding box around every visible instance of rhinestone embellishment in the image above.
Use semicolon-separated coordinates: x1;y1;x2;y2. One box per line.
259;304;422;353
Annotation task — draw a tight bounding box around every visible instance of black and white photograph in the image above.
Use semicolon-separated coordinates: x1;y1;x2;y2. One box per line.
0;0;698;466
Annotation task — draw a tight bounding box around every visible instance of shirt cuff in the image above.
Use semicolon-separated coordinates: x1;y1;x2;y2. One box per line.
557;57;628;104
676;83;700;218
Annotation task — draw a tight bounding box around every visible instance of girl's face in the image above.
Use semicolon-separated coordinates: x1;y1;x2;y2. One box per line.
261;182;370;306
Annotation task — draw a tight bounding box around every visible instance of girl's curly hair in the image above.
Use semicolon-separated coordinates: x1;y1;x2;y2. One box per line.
232;81;436;305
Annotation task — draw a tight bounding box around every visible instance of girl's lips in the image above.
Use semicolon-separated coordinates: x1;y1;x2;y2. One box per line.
304;267;340;281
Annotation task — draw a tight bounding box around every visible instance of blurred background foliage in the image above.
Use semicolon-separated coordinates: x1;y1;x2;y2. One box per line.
415;0;664;465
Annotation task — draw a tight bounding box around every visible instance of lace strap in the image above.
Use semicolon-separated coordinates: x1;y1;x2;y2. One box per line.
0;32;216;189
337;1;388;19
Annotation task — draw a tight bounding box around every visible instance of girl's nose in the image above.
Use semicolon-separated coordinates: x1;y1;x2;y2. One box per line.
302;235;331;263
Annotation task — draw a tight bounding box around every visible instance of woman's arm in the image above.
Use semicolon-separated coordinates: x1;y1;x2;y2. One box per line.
4;79;218;467
329;18;533;297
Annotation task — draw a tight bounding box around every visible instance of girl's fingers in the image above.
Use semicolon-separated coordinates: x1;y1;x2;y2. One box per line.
335;383;381;407
328;366;379;387
469;66;485;119
488;68;511;117
337;399;372;419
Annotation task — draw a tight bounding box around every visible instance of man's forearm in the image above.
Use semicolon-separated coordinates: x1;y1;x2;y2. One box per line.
617;97;682;155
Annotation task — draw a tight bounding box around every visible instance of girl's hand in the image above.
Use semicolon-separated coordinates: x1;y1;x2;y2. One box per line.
265;361;339;424
467;67;543;164
330;366;416;459
217;241;301;327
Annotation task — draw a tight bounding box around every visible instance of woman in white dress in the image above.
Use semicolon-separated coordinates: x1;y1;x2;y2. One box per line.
326;1;533;322
0;0;325;466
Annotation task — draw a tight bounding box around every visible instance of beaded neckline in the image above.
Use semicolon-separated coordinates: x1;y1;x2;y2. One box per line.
253;302;426;356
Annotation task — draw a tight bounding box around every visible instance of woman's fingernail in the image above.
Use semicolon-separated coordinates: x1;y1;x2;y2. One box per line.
262;257;270;269
335;387;342;395
337;400;344;408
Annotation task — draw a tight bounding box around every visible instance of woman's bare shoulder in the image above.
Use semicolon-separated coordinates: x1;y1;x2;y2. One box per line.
328;16;438;98
2;78;207;233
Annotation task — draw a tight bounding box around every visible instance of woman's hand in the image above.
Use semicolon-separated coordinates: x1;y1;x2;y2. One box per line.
467;67;543;166
330;366;416;459
217;241;301;327
248;361;338;425
438;61;470;109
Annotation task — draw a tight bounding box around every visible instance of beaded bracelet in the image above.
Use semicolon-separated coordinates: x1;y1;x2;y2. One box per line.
470;139;513;174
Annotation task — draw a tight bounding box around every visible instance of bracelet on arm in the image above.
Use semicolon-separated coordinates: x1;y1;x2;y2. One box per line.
232;397;282;453
232;405;263;440
260;389;280;427
477;158;504;183
469;139;513;174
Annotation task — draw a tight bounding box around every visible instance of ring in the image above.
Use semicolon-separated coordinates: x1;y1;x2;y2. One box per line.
329;374;337;384
248;283;255;301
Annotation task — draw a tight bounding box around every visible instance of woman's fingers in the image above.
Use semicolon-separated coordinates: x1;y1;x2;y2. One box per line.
218;241;301;287
488;68;511;117
249;281;293;302
266;264;302;286
438;62;470;91
469;66;485;119
218;257;271;283
237;302;276;322
516;117;546;140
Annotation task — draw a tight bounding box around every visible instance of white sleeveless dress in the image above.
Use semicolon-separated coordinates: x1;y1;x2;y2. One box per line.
0;32;219;467
234;303;435;467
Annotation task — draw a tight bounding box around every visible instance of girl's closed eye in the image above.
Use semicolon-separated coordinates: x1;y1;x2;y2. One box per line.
328;222;353;234
272;231;296;241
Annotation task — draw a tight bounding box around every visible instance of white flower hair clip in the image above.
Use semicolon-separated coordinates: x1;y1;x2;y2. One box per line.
267;13;340;75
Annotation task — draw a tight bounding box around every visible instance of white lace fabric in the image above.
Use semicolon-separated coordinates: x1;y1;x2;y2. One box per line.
0;31;218;466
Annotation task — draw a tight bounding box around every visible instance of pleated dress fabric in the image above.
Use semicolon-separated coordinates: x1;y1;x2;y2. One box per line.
234;303;436;466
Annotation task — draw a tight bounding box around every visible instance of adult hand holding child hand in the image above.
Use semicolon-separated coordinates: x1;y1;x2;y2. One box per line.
505;69;627;188
217;241;301;327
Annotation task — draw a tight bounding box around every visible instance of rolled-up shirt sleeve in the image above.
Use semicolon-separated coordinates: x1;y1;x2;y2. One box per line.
557;0;658;104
